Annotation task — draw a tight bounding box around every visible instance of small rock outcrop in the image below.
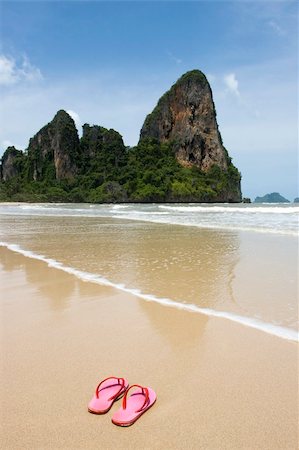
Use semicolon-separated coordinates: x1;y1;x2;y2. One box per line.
254;193;290;203
140;70;229;172
27;110;79;181
0;146;25;181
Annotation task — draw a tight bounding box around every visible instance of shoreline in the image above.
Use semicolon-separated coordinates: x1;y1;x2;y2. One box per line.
1;246;298;449
1;241;298;343
0;202;298;239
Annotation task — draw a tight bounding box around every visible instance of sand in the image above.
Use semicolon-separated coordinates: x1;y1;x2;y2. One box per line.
0;246;298;449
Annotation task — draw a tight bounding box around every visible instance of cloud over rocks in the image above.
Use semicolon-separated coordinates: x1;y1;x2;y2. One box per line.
224;73;240;97
66;110;82;135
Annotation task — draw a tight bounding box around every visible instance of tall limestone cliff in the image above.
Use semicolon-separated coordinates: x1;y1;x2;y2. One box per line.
140;70;230;172
0;70;242;202
27;110;79;181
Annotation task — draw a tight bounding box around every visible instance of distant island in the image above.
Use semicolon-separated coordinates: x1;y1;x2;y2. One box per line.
0;70;241;203
254;192;290;203
294;198;299;203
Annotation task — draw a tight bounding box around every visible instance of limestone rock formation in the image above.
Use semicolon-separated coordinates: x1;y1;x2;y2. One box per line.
254;192;290;203
81;124;125;158
80;124;127;172
0;146;25;181
140;70;229;172
0;72;242;203
27;110;79;181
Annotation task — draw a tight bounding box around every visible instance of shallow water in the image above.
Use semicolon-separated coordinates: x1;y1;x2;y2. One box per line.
0;203;298;340
1;202;298;235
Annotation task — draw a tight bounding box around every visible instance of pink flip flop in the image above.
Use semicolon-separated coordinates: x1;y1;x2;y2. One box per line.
112;384;157;426
88;376;129;414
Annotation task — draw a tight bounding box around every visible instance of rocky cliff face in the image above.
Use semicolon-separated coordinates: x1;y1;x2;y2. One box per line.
0;146;24;181
27;110;79;181
140;70;229;172
81;124;125;157
0;71;242;203
80;124;127;172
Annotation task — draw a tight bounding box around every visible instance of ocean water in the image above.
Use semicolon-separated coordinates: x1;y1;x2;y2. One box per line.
0;202;298;341
1;202;298;235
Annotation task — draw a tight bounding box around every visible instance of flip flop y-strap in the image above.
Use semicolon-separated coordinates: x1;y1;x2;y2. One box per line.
122;384;150;413
95;377;126;401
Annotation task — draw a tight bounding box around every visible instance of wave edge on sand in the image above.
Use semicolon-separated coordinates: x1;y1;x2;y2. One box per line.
0;241;298;343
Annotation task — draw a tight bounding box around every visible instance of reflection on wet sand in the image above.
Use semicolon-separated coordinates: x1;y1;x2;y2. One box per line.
107;224;240;311
138;300;208;350
77;278;117;301
0;247;75;311
0;247;24;272
1;214;297;330
0;215;241;314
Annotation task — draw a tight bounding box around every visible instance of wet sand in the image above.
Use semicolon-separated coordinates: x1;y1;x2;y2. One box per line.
0;214;297;330
0;246;298;449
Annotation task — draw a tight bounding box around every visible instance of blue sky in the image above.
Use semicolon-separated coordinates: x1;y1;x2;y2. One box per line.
0;1;297;200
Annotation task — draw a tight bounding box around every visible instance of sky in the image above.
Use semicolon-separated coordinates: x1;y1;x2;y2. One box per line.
0;0;298;200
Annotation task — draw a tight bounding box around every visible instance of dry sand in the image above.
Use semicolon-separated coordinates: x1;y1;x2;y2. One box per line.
0;246;298;449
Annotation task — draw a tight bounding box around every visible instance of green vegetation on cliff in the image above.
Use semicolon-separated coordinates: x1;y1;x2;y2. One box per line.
0;136;241;203
0;70;242;203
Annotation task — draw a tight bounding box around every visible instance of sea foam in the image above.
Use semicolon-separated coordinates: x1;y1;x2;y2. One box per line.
0;241;298;343
158;205;299;214
1;203;297;236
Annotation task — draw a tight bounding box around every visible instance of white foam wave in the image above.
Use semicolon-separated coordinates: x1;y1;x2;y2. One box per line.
159;205;299;214
19;204;46;210
1;203;297;236
112;205;129;210
12;203;299;215
114;211;169;216
111;214;298;237
0;241;298;343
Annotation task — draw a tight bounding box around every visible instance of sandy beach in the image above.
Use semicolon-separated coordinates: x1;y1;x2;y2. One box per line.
1;0;298;447
1;245;298;449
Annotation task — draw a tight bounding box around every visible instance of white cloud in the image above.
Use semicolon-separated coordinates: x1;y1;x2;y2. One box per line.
0;56;17;85
167;51;182;65
20;55;43;82
268;20;285;37
0;54;42;86
66;109;82;135
224;73;240;97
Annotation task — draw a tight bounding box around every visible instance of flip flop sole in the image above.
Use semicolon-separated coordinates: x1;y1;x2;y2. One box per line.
88;407;111;415
111;399;156;427
88;389;127;414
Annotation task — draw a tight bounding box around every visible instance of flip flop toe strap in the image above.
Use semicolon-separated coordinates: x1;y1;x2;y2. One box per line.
95;377;126;401
122;384;150;413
